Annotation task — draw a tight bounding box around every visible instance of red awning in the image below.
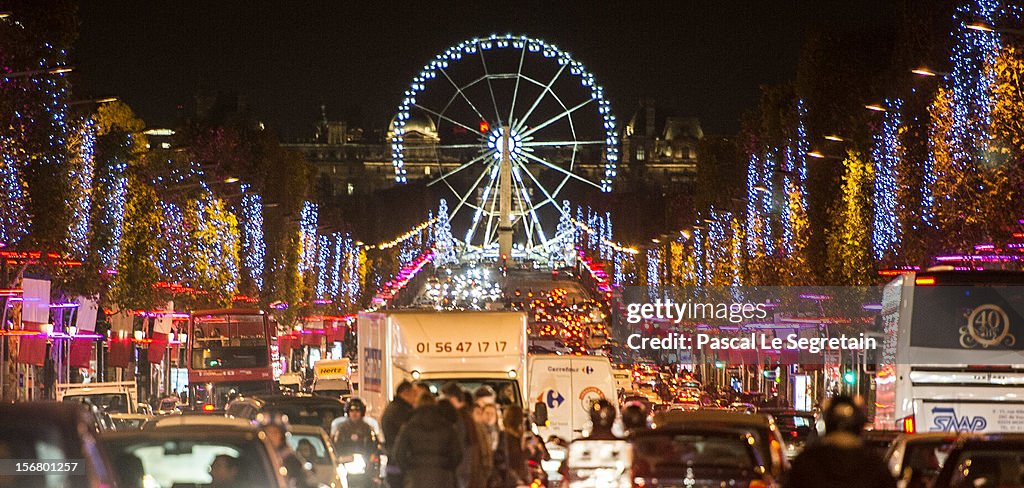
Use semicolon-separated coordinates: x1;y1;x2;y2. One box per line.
108;340;131;368
69;340;94;368
18;336;47;366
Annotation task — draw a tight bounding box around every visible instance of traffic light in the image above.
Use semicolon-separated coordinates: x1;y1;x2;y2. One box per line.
843;370;856;385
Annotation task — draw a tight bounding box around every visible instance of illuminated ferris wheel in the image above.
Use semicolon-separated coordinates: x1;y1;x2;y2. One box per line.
390;34;619;258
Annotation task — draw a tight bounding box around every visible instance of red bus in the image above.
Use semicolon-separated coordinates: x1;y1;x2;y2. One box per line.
187;309;276;410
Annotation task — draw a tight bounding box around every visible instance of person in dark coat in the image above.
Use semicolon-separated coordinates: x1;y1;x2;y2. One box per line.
785;395;895;488
393;391;463;488
382;381;422;488
491;405;528;488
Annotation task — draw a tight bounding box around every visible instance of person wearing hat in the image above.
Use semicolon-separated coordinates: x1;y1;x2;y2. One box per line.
785;395;895;488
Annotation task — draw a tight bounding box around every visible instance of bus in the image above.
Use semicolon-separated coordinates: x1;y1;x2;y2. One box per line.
874;270;1024;433
187;309;276;410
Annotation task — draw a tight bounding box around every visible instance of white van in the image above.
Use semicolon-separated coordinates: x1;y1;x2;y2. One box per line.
529;355;618;442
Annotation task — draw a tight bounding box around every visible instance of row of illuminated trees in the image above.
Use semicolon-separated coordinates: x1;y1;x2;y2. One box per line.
638;0;1024;290
0;3;432;327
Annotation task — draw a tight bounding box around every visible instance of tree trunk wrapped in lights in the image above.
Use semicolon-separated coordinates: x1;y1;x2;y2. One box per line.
827;149;875;285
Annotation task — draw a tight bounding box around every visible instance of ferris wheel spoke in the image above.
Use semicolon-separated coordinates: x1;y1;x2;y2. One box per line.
426;152;493;187
521;140;605;148
439;67;489;126
521;152;601;189
516;160;559;213
414;104;483;136
521;98;594;139
463;163;500;245
515;63;568;133
511;165;547;247
508;45;527;124
449;160;497;223
478;50;503;127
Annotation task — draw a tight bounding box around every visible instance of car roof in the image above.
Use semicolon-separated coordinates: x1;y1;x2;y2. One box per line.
960;433;1024;445
652;410;775;429
288;424;329;436
144;415;256;431
895;432;963;443
99;428;264;443
109;414;155;420
236;395;345;406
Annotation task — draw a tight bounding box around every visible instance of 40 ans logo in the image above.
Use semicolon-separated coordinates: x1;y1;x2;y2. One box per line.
959;304;1016;349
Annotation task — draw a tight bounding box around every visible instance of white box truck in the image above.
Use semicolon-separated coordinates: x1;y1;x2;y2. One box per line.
312;358;352;399
358;311;528;419
528;354;619;442
57;381;141;414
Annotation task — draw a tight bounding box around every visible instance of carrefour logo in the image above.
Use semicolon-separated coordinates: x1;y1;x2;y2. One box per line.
929;407;987;432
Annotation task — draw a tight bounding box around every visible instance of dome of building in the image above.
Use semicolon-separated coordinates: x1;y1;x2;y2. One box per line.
388;111;440;142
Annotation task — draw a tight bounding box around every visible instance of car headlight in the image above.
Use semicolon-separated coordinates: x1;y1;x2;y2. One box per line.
343;453;366;475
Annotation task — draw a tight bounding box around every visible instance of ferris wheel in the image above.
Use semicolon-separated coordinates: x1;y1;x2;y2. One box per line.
390;34;619;258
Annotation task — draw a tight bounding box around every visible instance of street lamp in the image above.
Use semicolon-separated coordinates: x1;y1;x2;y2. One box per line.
966;20;1024;36
808;150;826;159
823;135;845;142
0;12;11;19
1;66;74;81
865;103;888;112
911;67;948;77
223;177;240;184
69;96;119;106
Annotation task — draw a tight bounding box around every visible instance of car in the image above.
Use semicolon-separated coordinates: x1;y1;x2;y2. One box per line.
141;413;256;431
884;432;962;488
930;434;1024;488
631;427;777;488
0;402;118;487
652;409;789;479
288;424;347;488
226;394;346;432
759;409;815;459
108;413;154;431
97;427;290;488
156;396;183;415
861;429;901;460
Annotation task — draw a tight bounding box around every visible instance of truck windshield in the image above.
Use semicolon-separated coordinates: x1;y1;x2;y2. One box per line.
63;393;131;414
419;379;522;407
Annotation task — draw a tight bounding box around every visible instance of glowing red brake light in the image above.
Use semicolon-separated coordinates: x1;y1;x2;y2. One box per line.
915;277;936;286
202;403;216;412
901;415;916;433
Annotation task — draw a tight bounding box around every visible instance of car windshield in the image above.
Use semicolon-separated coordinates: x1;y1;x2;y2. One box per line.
633;432;758;473
903;439;957;472
63;393;130;414
950;448;1024;487
111;418;147;431
263;403;344;429
99;436;275;488
288;433;331;465
419;378;522;407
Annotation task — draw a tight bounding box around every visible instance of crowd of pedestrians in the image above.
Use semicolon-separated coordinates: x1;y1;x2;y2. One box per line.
382;380;547;488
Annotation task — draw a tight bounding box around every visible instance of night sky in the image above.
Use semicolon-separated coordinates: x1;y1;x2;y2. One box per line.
72;1;897;140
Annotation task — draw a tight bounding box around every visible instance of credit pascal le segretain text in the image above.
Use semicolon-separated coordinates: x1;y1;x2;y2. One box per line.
627;332;878;354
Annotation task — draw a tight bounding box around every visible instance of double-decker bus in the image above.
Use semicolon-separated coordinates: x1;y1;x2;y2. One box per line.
874;270;1024;433
187;309;276;410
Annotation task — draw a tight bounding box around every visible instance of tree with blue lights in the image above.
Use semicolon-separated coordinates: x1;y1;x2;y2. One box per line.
433;199;458;267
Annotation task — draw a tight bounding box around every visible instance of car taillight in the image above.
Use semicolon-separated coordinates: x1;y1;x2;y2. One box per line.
900;415;915;433
915;276;935;286
748;481;769;488
202;403;216;412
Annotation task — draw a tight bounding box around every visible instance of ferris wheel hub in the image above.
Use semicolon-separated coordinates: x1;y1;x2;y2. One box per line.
487;127;523;161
